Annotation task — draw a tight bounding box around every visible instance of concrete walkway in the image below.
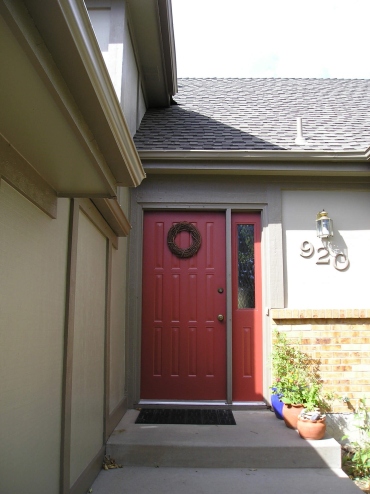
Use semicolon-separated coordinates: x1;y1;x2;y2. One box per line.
91;466;360;494
90;409;362;493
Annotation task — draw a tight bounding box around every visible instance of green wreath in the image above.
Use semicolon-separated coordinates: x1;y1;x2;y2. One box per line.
167;222;202;259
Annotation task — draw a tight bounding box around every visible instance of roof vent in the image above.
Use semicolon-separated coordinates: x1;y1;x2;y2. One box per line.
295;117;307;146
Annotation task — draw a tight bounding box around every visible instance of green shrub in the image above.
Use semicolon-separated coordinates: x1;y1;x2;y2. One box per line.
271;330;324;409
343;398;370;480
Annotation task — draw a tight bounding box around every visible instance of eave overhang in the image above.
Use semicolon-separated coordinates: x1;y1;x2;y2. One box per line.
127;0;177;107
139;148;370;176
0;0;145;198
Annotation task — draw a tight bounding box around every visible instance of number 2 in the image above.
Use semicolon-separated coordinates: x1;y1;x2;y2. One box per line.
316;247;330;265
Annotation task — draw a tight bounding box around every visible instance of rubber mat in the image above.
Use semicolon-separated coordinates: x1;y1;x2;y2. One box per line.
135;408;236;425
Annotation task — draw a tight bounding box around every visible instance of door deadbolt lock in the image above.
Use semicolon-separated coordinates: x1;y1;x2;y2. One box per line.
218;288;224;294
217;314;224;322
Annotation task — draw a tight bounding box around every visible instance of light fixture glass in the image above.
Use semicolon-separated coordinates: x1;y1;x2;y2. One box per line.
316;210;333;238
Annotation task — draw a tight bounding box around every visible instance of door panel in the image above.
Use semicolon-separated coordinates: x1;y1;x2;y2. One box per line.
141;211;226;400
232;213;263;401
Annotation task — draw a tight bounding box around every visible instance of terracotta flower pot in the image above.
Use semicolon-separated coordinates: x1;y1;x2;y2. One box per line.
283;404;304;429
297;416;326;440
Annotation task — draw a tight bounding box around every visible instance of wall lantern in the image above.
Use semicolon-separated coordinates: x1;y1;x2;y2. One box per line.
316;210;333;238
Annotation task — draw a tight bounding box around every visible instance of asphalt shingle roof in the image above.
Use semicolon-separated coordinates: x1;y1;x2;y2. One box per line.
134;78;370;151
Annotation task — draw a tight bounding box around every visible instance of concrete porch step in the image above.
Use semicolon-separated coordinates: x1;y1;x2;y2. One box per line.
91;466;363;494
106;409;342;469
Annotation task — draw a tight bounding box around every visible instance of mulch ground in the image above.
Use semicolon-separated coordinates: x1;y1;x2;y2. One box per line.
353;479;370;493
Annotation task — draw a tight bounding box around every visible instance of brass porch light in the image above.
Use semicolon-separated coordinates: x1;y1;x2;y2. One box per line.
316;210;333;239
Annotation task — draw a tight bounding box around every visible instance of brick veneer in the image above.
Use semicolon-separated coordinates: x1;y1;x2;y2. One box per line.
270;309;370;413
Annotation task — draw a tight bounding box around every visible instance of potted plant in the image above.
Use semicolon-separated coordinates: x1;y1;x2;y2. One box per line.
280;384;310;429
271;331;323;429
271;387;284;420
297;406;326;440
270;330;295;420
297;388;336;439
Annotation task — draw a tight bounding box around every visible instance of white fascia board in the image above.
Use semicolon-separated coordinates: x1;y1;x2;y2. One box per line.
58;0;145;186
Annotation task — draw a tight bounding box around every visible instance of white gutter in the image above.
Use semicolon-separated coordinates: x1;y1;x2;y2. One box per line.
139;149;370;163
139;149;370;176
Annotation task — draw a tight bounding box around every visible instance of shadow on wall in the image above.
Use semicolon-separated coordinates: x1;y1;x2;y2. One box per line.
327;230;350;271
134;105;285;151
329;231;348;254
326;412;363;445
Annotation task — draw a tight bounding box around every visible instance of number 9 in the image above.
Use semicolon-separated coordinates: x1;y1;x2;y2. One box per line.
300;241;314;258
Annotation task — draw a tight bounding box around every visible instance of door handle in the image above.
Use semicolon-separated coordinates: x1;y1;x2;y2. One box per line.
217;314;224;322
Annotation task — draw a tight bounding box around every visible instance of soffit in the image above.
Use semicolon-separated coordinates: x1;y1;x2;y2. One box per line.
0;0;145;197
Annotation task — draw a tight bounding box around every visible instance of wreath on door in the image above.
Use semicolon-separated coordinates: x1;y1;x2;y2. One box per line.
167;222;202;258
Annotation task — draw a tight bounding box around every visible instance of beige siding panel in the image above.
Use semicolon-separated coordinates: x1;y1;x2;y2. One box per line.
0;181;69;494
69;210;107;487
109;237;128;412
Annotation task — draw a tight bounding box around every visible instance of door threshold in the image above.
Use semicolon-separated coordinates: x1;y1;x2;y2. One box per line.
136;400;267;410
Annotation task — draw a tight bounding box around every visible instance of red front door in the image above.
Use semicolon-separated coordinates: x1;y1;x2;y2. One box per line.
141;211;227;400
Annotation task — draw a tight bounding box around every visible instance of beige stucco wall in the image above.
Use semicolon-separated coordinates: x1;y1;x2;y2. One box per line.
282;190;370;308
0;181;69;494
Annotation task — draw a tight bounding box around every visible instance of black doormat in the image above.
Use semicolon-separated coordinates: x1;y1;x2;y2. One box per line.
135;408;236;425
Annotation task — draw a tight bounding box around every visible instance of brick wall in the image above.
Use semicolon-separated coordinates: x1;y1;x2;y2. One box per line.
270;309;370;413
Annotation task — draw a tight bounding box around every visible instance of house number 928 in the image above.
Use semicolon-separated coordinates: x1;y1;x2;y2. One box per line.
300;241;349;271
